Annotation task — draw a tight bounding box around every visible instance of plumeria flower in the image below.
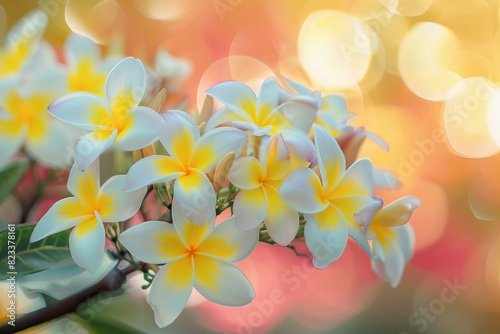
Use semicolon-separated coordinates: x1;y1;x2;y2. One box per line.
0;9;47;87
125;110;247;224
153;49;192;81
30;159;146;273
118;200;258;327
280;124;376;268
228;134;299;245
0;65;74;168
285;78;355;139
314;95;355;139
64;33;121;95
205;78;318;163
355;197;420;287
48;57;165;171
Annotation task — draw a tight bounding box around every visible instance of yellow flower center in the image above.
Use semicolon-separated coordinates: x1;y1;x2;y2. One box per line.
372;223;397;250
0;90;52;141
110;91;136;132
0;41;31;77
68;57;107;96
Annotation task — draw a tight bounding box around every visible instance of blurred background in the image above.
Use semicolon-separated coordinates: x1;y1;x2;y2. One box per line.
2;0;500;333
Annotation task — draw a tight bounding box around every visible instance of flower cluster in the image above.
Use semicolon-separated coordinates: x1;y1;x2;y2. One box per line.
1;9;420;329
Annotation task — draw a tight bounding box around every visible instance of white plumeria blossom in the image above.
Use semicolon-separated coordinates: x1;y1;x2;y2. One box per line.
125;109;248;225
30;159;147;273
0;54;74;168
0;9;48;87
154;49;192;80
64;33;121;95
205;77;318;163
280;124;376;269
228;133;299;245
355;196;420;287
285;78;355;139
118;200;258;327
48;57;166;170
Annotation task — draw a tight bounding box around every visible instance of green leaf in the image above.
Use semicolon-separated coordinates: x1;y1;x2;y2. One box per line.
22;251;118;300
0;157;29;205
0;223;74;279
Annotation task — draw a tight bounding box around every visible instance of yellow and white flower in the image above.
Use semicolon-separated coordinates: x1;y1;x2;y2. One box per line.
0;9;47;86
205;78;318;163
48;57;165;170
228;134;299;245
64;33;121;96
280;124;376;268
30;159;147;273
125;110;247;225
355;196;419;287
285;78;355;139
118;200;258;327
0;63;73;168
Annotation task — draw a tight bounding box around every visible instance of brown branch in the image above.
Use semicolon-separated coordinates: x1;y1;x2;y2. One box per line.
0;264;137;334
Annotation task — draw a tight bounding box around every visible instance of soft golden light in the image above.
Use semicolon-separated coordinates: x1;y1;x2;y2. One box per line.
398;22;463;101
443;77;499;158
298;10;374;90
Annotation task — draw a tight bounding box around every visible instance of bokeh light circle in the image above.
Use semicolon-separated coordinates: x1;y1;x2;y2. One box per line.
298;10;373;90
398;22;463;101
443;77;499;158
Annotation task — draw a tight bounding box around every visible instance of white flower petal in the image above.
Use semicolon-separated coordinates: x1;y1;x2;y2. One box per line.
280;167;328;214
284;78;312;95
190;127;247;173
147;258;194;327
0;128;25;166
371;240;406;287
260;133;290;181
193;255;255;306
48;92;110;130
160;110;199;166
228;156;264;190
64;33;101;68
67;158;100;206
124;155;184;191
395;225;415;262
304;204;348;269
24;120;76;169
333;158;374;198
114;106;165;151
257;78;280;116
30;198;92;242
69;214;105;273
199;215;259;262
5;9;47;52
274;100;317;133
172;199;215;248
205;107;241;132
22;63;67;97
105;57;146;112
332;196;376;256
97;175;146;222
280;126;316;163
373;169;401;189
74;129;117;171
231;121;271;136
118;221;187;264
174;169;216;225
313;124;345;193
233;187;268;230
263;184;299;246
205;81;257;118
355;199;383;230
